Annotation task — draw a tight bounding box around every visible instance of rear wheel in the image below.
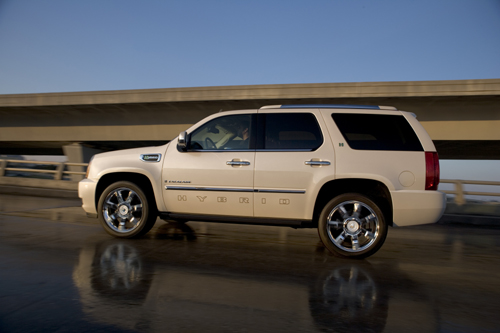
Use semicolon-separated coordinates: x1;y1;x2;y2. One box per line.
318;193;387;259
98;181;157;238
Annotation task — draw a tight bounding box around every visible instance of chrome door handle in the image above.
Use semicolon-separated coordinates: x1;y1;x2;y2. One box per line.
226;161;251;166
305;160;331;166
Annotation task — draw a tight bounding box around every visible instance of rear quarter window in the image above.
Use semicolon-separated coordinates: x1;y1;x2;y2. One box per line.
331;113;423;151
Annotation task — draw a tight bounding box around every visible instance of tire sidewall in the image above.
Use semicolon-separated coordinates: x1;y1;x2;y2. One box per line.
318;193;388;259
98;181;153;238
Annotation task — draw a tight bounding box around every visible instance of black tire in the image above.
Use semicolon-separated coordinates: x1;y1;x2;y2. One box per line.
98;181;157;238
318;193;387;259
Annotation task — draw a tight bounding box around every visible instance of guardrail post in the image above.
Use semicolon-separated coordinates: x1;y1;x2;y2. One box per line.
54;163;65;180
0;160;7;177
454;181;466;206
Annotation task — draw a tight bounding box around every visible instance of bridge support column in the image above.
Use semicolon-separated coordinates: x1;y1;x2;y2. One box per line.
63;143;101;181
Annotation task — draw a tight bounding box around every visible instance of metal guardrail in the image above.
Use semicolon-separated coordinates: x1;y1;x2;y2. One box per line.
0;159;88;180
1;160;499;206
440;179;500;205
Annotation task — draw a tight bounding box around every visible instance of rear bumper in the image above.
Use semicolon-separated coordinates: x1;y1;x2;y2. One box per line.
78;179;98;216
391;190;446;227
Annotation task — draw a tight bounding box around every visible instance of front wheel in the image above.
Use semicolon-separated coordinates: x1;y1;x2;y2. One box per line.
318;193;388;259
98;181;157;238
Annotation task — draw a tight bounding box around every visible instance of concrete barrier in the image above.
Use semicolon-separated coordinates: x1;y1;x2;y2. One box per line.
0;177;79;198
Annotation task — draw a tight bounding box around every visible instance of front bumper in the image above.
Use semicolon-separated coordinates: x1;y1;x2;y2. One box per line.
78;179;98;216
391;190;446;227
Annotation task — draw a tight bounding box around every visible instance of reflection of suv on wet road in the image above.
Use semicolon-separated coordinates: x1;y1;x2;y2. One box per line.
79;105;446;258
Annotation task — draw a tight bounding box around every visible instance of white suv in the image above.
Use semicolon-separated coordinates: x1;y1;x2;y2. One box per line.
79;105;446;258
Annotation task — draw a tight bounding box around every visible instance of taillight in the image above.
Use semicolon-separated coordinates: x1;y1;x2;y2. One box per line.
425;152;440;190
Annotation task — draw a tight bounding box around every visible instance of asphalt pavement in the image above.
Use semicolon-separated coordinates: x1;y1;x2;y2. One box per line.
1;193;500;332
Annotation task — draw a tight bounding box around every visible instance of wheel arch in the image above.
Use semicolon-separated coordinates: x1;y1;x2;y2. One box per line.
95;172;158;213
313;178;393;227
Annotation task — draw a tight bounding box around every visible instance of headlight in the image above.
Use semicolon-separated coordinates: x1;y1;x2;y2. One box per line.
85;157;94;179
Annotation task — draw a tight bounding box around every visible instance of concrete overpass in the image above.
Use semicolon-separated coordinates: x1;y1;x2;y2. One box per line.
1;78;499;161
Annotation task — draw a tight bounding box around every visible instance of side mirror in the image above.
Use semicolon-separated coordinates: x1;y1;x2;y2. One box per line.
177;131;188;151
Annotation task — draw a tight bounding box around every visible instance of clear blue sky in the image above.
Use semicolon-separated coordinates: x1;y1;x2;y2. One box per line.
0;0;499;94
2;1;500;190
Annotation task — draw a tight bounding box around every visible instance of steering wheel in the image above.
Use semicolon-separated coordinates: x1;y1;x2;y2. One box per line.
205;137;216;149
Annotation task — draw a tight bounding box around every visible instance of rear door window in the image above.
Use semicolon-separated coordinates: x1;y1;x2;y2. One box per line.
259;113;323;150
331;113;423;151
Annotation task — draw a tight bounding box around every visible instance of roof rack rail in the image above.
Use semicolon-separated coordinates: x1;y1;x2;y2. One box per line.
260;104;397;111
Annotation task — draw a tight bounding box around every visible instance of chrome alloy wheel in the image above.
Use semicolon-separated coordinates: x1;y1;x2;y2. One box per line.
326;200;380;253
102;187;144;233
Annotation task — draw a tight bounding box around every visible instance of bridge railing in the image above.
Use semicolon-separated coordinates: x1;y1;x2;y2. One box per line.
1;160;500;206
439;179;500;205
0;159;87;180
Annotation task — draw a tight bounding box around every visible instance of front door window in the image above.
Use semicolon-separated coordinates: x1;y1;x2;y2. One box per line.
189;114;254;151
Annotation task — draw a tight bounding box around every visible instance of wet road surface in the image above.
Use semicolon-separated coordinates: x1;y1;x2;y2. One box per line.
1;194;500;332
